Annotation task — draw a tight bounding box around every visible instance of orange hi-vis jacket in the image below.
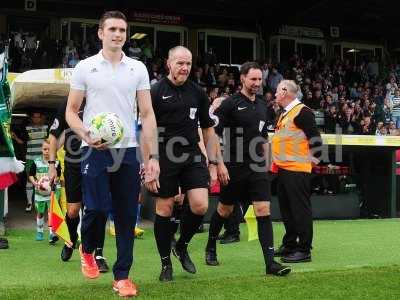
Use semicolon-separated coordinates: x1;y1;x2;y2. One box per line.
271;103;312;173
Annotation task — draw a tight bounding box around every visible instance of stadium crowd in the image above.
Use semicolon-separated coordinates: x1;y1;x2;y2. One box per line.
193;54;400;137
2;31;400;136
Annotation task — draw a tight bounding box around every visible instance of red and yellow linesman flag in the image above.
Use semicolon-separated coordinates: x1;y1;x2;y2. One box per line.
50;186;72;247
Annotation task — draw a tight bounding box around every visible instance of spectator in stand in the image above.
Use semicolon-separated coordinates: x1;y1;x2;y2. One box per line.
330;86;339;103
264;91;273;104
203;47;217;67
372;102;386;124
368;103;377;120
350;82;360;99
261;62;269;92
141;38;153;63
193;67;205;87
339;107;360;134
367;57;379;81
217;68;229;88
25;32;37;64
332;65;345;85
227;72;236;89
375;121;387;135
388;89;400;128
360;116;375;135
267;66;283;93
386;76;398;96
388;121;398;135
149;62;162;86
395;64;400;81
337;83;346;97
383;99;392;124
221;85;231;97
68;52;80;68
64;40;78;67
207;86;219;103
348;66;362;85
353;103;364;123
12;29;25;50
307;90;323;110
303;91;313;107
296;84;303;100
324;105;338;133
205;65;217;87
372;86;385;105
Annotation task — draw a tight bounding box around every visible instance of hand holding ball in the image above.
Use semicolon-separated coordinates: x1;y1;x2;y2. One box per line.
37;176;51;196
89;112;124;146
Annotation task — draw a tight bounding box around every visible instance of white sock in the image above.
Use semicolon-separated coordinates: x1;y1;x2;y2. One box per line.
26;184;33;205
37;217;44;233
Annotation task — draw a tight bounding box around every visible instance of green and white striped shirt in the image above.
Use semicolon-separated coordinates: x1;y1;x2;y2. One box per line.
26;125;48;160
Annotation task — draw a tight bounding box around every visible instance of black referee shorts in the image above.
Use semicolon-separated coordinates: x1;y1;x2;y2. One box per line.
155;145;209;198
220;163;271;205
64;161;82;203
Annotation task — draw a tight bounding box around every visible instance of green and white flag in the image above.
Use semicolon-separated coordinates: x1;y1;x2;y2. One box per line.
0;48;24;178
0;75;13;158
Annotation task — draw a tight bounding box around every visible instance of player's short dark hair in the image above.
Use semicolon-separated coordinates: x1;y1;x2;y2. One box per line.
99;10;127;29
240;62;262;76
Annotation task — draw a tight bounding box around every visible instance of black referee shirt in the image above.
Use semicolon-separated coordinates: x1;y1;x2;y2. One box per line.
49;99;84;161
151;77;214;148
214;92;271;164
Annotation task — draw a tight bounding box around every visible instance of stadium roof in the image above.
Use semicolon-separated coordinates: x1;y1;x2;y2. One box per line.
3;0;399;39
112;0;400;37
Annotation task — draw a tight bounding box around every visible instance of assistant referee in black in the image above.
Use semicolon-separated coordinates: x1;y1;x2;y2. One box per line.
205;61;291;276
150;46;220;282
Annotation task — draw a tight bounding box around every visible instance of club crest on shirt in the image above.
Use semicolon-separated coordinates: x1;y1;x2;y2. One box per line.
259;120;265;132
189;108;197;120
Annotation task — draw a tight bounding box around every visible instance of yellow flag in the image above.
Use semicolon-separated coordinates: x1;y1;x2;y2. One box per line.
244;205;258;241
56;148;67;214
50;186;72;247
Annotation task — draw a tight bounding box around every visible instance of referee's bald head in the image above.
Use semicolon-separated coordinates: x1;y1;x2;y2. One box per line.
168;46;192;61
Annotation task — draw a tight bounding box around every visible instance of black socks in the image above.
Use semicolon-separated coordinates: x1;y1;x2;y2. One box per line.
175;207;204;251
154;214;172;266
65;214;80;246
206;211;226;250
257;215;274;267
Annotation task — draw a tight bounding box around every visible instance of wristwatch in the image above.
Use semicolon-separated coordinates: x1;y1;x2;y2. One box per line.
149;154;159;161
209;160;218;166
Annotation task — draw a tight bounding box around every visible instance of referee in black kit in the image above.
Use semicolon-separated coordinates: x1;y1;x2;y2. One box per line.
150;46;220;281
205;62;291;276
48;99;109;272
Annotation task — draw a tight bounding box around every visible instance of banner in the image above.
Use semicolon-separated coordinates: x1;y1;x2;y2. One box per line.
0;49;24;190
0;79;13;158
129;11;183;25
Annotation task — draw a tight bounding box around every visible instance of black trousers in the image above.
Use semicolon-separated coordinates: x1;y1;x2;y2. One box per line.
277;168;313;252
